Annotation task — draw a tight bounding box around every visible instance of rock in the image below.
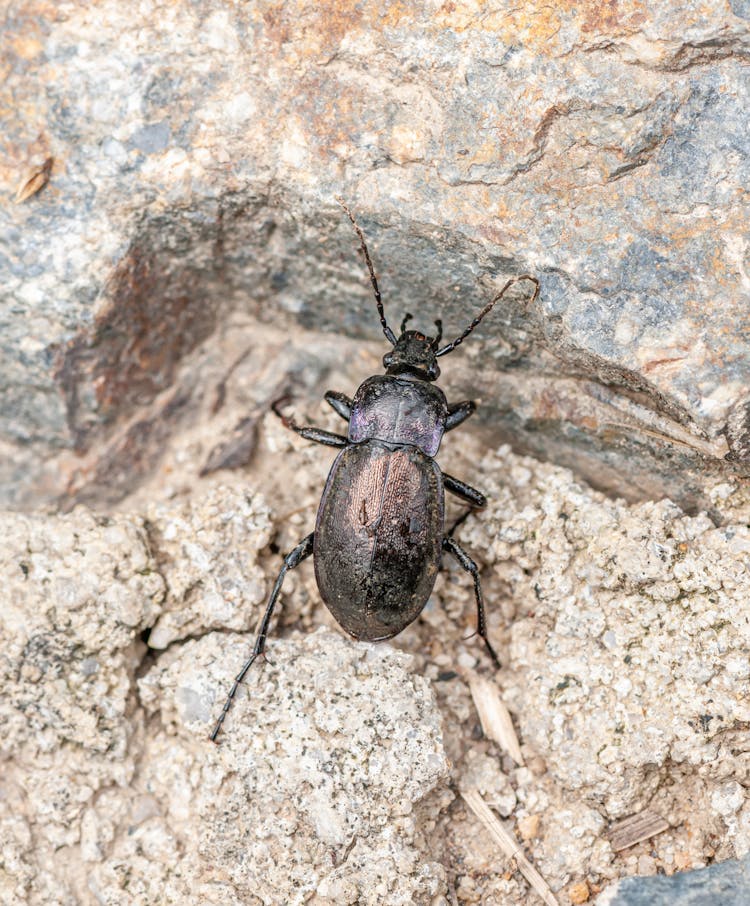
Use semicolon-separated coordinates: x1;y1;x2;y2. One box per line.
451;444;750;890
136;630;450;906
2;1;750;511
0;505;163;902
2;454;750;902
596;853;750;905
144;484;272;648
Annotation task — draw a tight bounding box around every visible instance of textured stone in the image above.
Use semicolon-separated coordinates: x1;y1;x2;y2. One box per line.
459;446;750;830
596;853;750;906
0;506;163;903
2;1;750;510
144;484;272;648
137;631;450;906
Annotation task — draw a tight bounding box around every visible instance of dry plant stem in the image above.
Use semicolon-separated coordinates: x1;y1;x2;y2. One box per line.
461;787;559;906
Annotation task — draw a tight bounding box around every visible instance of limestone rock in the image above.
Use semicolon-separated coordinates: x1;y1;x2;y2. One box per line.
136;631;450;906
144;484;272;648
456;445;750;870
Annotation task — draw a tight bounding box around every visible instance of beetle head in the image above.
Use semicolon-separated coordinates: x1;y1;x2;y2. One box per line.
383;328;441;381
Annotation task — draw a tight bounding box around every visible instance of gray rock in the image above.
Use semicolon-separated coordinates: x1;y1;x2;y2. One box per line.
596;853;750;905
2;1;750;511
136;630;450;906
0;506;163;902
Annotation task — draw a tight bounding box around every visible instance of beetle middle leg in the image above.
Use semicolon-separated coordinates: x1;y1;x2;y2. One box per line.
210;532;315;742
444;472;487;508
442;536;501;667
272;399;348;448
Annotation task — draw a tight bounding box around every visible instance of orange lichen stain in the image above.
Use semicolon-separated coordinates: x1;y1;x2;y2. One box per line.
381;1;414;27
434;0;647;51
256;0;412;57
294;72;361;153
11;36;44;59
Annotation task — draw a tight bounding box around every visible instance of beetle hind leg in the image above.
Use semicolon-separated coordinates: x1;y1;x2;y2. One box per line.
210;532;315;742
442;536;501;668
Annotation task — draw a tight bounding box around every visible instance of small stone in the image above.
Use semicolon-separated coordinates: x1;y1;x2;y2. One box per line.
517;814;541;841
568;880;590;903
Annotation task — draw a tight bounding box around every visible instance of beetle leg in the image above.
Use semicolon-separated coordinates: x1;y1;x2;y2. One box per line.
210;532;315;742
272;399;348;448
442;536;501;667
446;508;472;538
445;400;476;431
443;472;487;508
324;390;353;422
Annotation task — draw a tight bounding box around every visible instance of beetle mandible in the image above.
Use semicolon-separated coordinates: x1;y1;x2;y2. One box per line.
211;201;539;741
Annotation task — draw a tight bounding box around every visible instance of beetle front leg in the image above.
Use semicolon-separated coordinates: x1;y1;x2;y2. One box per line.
442;536;500;668
324;390;353;422
272;398;348;448
211;532;315;742
445;399;476;431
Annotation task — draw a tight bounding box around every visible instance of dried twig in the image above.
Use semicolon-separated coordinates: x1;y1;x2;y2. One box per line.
461;787;559;906
464;669;524;766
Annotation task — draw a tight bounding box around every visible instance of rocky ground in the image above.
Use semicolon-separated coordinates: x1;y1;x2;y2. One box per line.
3;1;750;903
2;398;750;904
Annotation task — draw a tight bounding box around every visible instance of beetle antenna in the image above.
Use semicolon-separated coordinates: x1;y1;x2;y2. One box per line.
336;197;397;346
435;275;539;357
431;319;443;348
400;312;413;333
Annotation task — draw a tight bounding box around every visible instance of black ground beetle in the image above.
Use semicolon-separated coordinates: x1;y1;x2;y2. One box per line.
211;201;539;741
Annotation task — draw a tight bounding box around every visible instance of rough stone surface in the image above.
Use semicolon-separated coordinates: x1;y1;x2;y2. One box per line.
2;1;750;511
2;437;750;903
596;852;750;906
137;631;450;906
0;506;163;904
144;484;272;648
460;447;750;827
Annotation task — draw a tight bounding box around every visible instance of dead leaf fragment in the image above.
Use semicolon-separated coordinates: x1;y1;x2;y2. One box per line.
464;669;524;765
14;156;53;203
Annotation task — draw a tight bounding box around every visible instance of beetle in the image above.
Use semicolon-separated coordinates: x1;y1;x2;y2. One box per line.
210;201;539;741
